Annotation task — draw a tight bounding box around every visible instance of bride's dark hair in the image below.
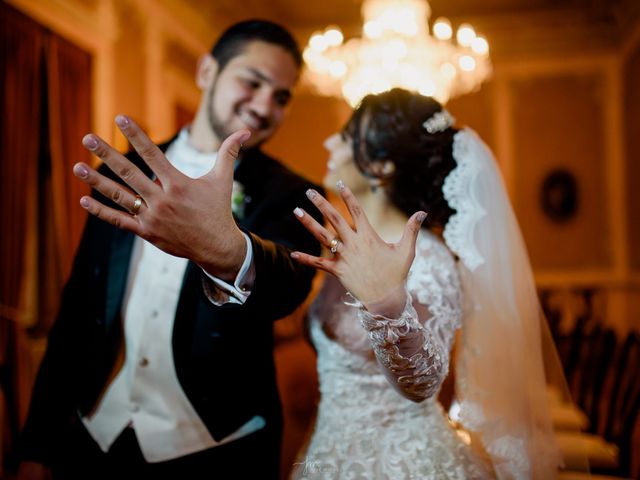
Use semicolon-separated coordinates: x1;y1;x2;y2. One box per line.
343;88;458;229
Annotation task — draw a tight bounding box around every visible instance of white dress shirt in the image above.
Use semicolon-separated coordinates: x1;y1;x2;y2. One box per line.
82;128;264;462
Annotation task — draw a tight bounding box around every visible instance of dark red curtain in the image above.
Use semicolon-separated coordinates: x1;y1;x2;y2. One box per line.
1;2;92;473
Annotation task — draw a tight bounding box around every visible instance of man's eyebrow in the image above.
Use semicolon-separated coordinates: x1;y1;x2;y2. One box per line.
246;67;273;84
245;67;291;94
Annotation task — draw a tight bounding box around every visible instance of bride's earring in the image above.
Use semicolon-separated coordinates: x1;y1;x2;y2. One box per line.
369;161;395;192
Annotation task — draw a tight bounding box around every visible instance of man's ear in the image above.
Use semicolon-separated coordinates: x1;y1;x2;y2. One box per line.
196;53;218;90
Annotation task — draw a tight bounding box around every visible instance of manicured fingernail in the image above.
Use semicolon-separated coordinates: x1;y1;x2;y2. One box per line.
417;212;428;222
115;115;129;127
83;134;98;150
336;180;345;191
80;197;90;208
290;252;300;259
294;207;304;218
306;189;317;200
74;164;89;178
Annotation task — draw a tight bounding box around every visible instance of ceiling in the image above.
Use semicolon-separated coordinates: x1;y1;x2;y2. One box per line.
181;0;640;58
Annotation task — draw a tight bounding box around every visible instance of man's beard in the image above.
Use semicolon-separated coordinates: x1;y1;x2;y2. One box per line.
206;83;270;148
206;85;232;142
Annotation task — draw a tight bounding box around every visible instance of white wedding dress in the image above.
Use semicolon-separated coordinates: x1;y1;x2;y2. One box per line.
292;230;492;479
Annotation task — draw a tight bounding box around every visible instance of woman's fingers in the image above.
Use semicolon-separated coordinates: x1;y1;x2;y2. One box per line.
398;211;428;255
305;189;353;241
211;130;251;183
293;207;340;250
73;163;146;215
81;133;159;199
290;251;336;275
336;181;373;233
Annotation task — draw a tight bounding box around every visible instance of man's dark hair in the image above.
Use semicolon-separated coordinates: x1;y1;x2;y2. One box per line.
211;19;302;72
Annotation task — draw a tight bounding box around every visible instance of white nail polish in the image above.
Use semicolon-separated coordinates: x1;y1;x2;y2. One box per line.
336;180;345;191
294;207;304;218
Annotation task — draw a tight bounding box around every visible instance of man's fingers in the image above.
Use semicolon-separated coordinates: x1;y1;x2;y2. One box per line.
82;133;158;199
79;196;142;233
211;130;251;186
113;115;175;182
73;163;145;215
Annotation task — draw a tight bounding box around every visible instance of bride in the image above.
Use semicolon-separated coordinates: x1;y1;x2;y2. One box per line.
289;88;563;479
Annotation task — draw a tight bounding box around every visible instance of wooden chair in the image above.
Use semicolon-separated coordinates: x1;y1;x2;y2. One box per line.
577;328;617;435
602;332;640;478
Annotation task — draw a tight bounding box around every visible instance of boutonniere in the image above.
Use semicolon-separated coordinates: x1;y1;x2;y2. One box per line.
231;180;247;219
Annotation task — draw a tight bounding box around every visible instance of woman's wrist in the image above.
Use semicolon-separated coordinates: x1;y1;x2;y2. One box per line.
362;283;408;318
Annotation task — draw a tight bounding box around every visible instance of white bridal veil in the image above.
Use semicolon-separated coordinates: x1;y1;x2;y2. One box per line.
443;128;568;479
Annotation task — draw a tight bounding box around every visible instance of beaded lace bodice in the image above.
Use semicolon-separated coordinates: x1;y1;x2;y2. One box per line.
292;230;491;479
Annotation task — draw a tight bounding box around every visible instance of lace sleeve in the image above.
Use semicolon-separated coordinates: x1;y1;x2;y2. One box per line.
357;233;462;402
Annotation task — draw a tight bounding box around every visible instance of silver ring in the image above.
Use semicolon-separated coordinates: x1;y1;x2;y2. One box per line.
329;237;341;254
131;195;143;215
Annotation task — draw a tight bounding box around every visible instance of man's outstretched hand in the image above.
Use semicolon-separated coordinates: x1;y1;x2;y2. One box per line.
74;115;250;282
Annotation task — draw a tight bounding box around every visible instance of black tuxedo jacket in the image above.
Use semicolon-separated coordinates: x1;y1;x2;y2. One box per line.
19;140;323;464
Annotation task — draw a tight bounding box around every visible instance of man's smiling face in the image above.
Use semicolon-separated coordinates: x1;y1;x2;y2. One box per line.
207;41;298;149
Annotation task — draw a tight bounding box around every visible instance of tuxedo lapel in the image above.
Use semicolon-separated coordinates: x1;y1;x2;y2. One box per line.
234;149;269;229
105;228;135;329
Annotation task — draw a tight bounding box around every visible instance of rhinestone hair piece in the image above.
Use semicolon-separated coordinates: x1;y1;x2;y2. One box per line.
423;109;456;134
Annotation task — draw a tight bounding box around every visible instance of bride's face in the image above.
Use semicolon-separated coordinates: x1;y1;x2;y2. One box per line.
322;132;369;194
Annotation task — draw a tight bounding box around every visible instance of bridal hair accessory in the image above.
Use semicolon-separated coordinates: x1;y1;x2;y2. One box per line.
130;195;143;216
329;237;341;254
422;109;456;134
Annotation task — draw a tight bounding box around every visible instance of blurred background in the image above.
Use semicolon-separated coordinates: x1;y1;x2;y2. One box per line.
1;0;639;478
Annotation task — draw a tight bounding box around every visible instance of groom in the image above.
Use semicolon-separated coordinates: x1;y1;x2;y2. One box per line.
18;20;322;480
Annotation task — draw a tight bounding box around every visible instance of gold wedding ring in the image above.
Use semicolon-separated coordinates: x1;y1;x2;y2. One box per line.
329;237;341;254
131;195;143;216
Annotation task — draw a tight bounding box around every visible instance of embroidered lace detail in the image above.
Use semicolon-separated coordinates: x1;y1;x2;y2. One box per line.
442;130;487;271
292;231;491;479
356;232;463;401
359;298;445;399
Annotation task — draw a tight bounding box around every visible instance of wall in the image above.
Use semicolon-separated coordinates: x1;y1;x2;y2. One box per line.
7;0;639;336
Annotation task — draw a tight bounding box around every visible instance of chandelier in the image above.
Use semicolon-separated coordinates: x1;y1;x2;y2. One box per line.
302;0;492;106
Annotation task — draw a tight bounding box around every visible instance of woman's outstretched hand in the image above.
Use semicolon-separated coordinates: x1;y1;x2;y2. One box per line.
291;181;426;315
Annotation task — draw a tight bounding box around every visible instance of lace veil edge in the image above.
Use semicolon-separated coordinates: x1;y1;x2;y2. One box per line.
443;129;586;479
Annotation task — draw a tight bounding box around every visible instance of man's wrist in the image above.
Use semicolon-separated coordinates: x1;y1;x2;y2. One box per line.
198;230;247;282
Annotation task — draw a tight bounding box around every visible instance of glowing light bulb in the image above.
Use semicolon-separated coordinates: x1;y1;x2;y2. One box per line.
433;18;452;40
471;36;489;55
364;20;383;39
456;24;476;47
459;55;476;71
309;33;328;52
324;28;344;47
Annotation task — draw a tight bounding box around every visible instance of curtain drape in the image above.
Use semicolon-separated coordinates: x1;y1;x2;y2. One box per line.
1;2;92;474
